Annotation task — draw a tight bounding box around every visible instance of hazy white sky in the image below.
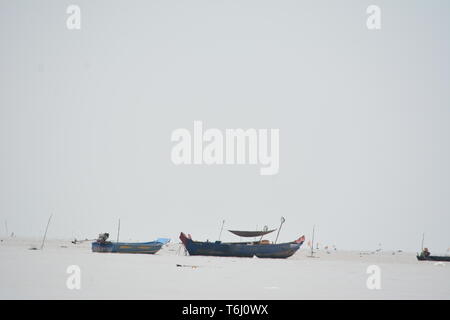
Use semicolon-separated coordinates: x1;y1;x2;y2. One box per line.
1;0;449;252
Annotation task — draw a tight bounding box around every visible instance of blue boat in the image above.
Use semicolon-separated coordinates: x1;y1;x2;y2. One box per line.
180;232;305;259
92;233;169;254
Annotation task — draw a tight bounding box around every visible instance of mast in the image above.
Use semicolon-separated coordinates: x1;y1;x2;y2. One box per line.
259;225;268;242
274;217;285;244
116;218;121;243
218;220;225;241
4;220;8;237
40;214;53;250
421;232;425;251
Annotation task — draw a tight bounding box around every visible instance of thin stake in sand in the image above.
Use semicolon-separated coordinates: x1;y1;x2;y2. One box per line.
308;225;316;258
40;214;53;250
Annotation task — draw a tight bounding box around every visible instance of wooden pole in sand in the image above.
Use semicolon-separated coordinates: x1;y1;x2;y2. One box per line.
310;225;315;257
116;218;121;243
4;220;8;237
40;214;53;250
218;220;225;241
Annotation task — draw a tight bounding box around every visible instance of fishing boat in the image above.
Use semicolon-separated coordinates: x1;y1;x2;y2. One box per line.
179;231;305;259
416;247;450;262
91;233;170;254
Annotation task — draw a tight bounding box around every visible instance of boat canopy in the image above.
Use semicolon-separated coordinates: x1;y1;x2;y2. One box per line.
156;238;171;245
228;229;276;237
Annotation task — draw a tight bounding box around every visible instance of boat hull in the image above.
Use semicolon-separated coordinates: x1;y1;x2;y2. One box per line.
179;232;304;259
92;241;164;254
416;255;450;262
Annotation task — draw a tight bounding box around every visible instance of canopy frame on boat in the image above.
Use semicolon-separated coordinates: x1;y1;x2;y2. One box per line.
228;229;276;238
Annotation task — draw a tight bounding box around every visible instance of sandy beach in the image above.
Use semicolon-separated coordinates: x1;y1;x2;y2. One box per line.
1;237;449;300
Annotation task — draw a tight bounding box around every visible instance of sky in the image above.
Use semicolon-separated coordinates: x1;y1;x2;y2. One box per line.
1;0;449;252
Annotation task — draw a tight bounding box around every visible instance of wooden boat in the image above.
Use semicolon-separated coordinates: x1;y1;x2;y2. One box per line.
179;232;305;259
416;255;450;262
91;234;169;254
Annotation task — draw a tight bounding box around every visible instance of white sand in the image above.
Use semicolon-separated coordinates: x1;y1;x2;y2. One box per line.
0;237;449;299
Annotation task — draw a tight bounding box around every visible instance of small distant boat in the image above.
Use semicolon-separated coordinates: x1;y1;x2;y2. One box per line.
91;233;169;254
179;231;305;259
416;255;450;262
416;247;450;262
